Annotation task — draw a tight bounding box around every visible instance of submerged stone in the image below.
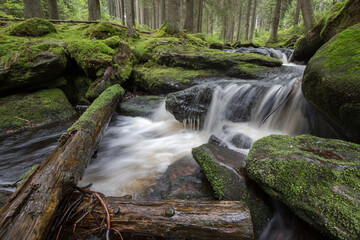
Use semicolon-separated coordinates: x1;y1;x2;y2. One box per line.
120;95;164;117
246;134;360;240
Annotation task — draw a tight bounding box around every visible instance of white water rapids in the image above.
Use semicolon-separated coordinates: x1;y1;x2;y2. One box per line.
79;49;337;198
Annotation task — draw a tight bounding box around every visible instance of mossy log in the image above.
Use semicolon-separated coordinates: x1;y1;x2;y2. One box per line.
0;85;123;240
60;195;254;240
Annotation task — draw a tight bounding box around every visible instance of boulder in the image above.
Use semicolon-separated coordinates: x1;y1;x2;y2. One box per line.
8;18;56;37
85;22;127;40
0;88;76;134
140;157;216;201
302;23;360;142
230;133;253;149
0;41;68;93
165;84;215;122
120;95;164;117
209;43;223;50
293;0;360;62
246;134;360;240
192;143;272;238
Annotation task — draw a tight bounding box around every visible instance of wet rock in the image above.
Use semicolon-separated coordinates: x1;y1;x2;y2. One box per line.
0;88;76;134
209;43;223;50
302;23;360;142
247;134;360;240
293;0;360;62
120;95;164;117
230;133;253;149
208;135;228;148
165;84;215;123
192;143;272;238
61;76;93;105
140;156;215;201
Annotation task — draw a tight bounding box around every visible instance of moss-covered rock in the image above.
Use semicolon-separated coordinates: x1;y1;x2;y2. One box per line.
120;95;164;117
134;65;216;94
293;0;360;62
85;22;127;40
61;76;93;105
8;18;57;37
0;88;76;133
302;23;360;142
0;39;68;93
192;143;271;238
246;134;360;240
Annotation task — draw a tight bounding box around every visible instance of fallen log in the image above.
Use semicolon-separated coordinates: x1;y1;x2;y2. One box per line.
0;85;124;240
56;194;254;240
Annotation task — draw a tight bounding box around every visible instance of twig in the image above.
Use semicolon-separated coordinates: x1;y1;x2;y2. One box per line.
112;228;124;240
15;116;32;124
55;225;62;240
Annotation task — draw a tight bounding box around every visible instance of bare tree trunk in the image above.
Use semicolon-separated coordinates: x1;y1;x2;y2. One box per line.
223;14;227;42
206;8;210;34
268;0;281;42
88;0;101;21
245;0;251;41
47;0;59;19
294;0;301;26
126;0;136;37
153;0;156;29
121;0;125;24
23;0;43;18
236;1;243;42
184;0;194;33
115;0;120;18
136;0;140;24
300;0;314;32
0;85;123;240
249;0;257;42
197;0;204;33
230;20;235;43
165;0;182;34
108;0;114;17
161;0;166;26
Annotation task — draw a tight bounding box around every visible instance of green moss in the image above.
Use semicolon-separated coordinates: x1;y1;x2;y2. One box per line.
247;134;360;240
102;36;122;49
17;164;39;187
85;22;127;40
0;88;75;132
8;18;56;37
67;84;124;133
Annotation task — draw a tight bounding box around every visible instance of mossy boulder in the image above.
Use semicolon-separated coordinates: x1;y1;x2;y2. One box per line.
0;88;76;134
61;76;93;105
302;23;360;142
293;0;360;62
192;143;271;238
246;134;360;240
120;95;164;117
8;18;56;37
0;40;68;93
85;22;127;40
134;65;216;94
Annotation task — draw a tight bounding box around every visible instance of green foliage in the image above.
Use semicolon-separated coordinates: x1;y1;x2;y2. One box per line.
8;18;56;37
0;0;23;18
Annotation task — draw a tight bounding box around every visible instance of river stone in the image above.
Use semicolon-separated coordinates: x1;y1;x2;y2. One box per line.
192;143;272;238
230;133;253;149
165;84;215;123
120;95;164;117
293;0;360;62
302;23;360;142
0;88;76;134
246;134;360;240
140;156;215;201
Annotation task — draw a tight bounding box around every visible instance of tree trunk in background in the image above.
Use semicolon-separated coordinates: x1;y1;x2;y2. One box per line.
165;0;182;34
88;0;101;21
300;0;314;32
108;0;113;17
121;0;125;24
268;0;281;42
136;0;140;24
23;0;43;18
184;0;194;33
143;0;150;26
115;0;120;18
223;14;227;42
245;0;251;41
206;8;210;34
126;0;135;37
249;0;257;42
294;0;300;26
197;0;203;33
161;0;166;26
47;0;59;19
236;1;243;42
153;0;157;29
230;20;235;43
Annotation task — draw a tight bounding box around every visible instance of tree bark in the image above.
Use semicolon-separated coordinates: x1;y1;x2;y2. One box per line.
245;0;251;41
60;195;254;240
88;0;101;21
165;0;182;34
161;0;166;26
126;0;136;37
0;85;123;240
121;0;125;24
115;0;120;18
47;0;59;19
236;1;243;42
23;0;43;18
184;0;194;33
294;0;301;26
300;0;314;32
197;0;204;33
268;0;281;42
249;0;257;42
